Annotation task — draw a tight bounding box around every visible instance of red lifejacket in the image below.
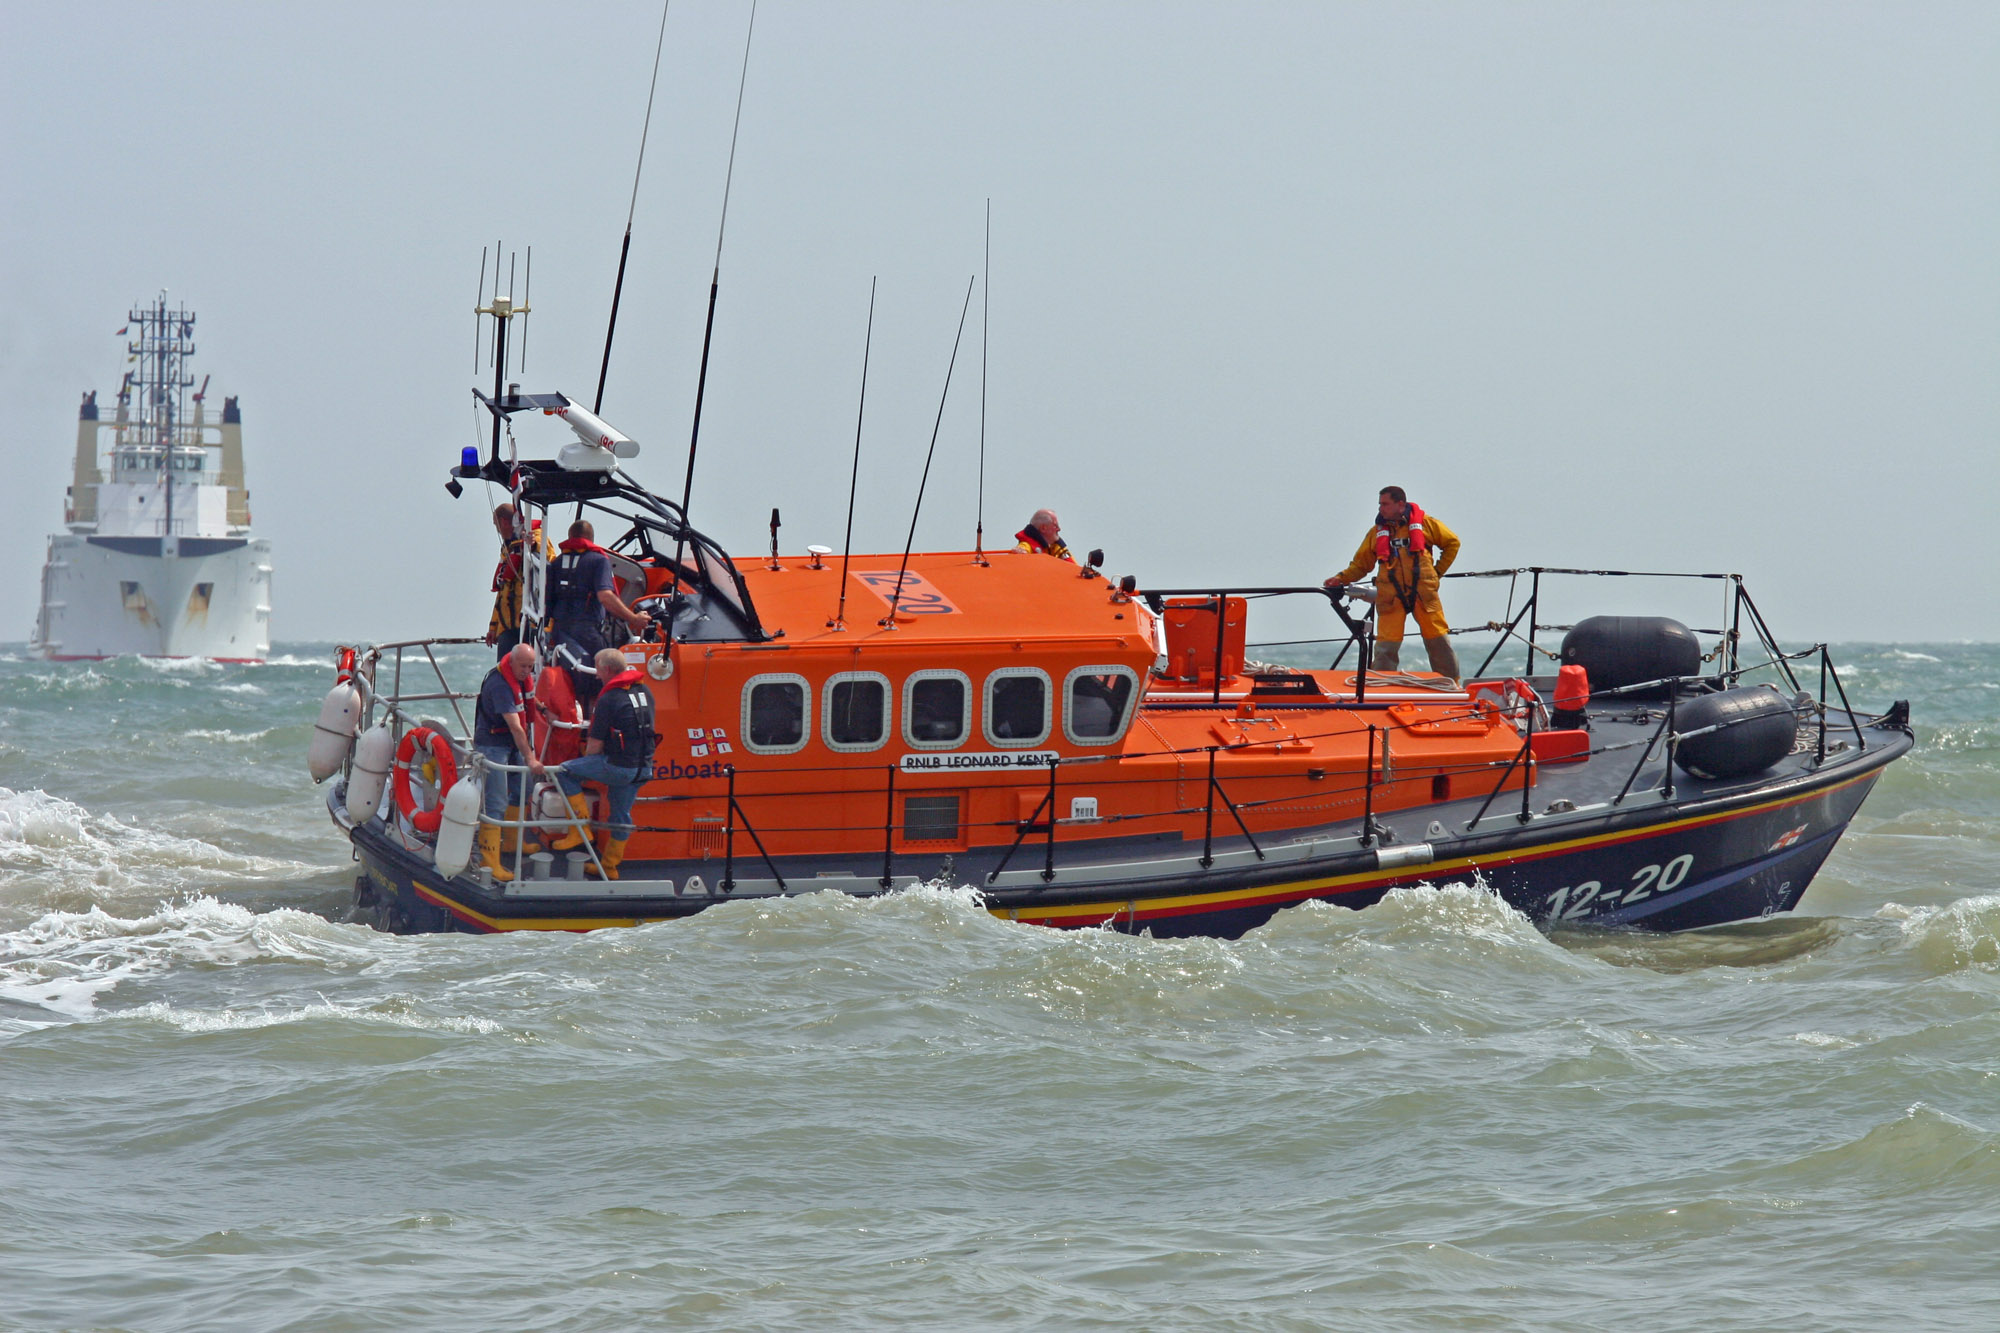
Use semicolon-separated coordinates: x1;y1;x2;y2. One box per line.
1373;503;1429;562
1014;527;1075;562
600;668;644;691
480;657;542;744
557;536;612;557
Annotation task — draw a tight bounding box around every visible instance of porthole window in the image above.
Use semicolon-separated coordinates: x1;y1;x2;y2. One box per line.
1063;665;1141;745
823;671;890;752
984;667;1051;747
903;670;971;749
742;673;810;754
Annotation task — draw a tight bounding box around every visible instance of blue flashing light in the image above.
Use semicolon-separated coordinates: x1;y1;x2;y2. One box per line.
460;446;479;471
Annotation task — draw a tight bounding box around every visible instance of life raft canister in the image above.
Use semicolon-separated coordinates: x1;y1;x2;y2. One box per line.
1373;503;1428;562
393;726;460;835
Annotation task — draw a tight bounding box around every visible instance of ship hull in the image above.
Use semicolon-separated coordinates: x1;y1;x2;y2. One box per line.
339;739;1899;939
32;534;272;662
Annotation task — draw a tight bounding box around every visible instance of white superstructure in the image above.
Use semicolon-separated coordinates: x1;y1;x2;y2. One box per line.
31;296;272;661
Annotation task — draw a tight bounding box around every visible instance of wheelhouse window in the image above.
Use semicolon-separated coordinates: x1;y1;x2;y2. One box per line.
984;668;1051;747
1063;665;1141;745
823;671;890;751
743;673;809;754
903;670;970;749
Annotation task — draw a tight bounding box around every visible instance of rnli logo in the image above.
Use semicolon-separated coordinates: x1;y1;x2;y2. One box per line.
853;570;958;615
1769;825;1807;852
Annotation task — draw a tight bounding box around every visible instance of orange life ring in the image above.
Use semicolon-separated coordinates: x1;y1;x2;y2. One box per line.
392;726;459;834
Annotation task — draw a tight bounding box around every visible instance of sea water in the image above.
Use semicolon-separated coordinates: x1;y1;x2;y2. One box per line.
2;644;1995;1332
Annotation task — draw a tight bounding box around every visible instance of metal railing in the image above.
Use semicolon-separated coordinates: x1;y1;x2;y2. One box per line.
341;638;605;884
331;573;1885;895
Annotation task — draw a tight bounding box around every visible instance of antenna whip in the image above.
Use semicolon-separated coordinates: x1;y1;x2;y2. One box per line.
975;198;991;564
669;0;757;614
885;275;976;623
595;0;673;413
833;278;877;629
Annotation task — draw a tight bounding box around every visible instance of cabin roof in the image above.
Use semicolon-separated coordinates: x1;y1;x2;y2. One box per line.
731;550;1153;656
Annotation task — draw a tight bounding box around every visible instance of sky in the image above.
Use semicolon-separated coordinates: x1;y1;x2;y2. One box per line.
4;1;1995;650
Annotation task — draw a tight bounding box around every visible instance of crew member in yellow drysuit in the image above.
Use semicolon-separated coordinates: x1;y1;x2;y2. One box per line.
1324;486;1462;680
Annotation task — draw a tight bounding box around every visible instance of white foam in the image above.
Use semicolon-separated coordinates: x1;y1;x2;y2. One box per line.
183;728;276;744
132;655;223;676
1892;894;2000;972
0;897;383;1022
1889;650;1942;662
0;787;313;890
122;997;509;1037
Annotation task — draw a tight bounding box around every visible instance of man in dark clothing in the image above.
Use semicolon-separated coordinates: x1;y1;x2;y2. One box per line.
547;647;656;880
547;519;650;714
472;643;546;882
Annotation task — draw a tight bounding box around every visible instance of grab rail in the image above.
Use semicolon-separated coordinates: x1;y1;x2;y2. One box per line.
333;586;1877;894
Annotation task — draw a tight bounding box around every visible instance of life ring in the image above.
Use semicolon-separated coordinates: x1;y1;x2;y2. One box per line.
392;726;459;834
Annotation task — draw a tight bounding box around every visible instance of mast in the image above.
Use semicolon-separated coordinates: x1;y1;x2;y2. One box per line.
126;294;197;541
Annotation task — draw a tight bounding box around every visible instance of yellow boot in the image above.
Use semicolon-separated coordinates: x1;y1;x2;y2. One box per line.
586;836;628;881
546;794;593;852
502;805;542;855
476;824;514;883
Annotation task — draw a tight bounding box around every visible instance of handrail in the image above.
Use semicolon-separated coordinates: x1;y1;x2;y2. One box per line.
334;571;1871;889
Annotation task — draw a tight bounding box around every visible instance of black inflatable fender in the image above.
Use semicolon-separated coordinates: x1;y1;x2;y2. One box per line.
1560;616;1702;698
1674;684;1800;780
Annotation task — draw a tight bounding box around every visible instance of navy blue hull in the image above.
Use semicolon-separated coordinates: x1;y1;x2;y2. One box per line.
348;759;1888;939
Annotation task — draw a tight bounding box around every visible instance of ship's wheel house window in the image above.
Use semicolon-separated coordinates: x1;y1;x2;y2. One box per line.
743;673;810;754
1064;665;1140;745
984;668;1051;747
903;670;970;749
823;671;890;752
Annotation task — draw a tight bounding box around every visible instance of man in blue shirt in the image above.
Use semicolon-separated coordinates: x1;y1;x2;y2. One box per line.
471;642;546;882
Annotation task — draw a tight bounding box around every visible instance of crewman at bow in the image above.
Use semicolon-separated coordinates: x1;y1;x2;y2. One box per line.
1324;486;1462;681
547;518;651;714
1013;508;1073;561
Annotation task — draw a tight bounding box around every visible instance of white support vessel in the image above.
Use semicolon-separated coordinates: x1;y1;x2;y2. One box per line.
31;296;272;662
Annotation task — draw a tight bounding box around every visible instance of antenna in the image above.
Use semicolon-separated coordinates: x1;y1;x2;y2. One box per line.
505;251;518;377
473;246;488;371
883;275;976;626
832;277;877;630
595;0;672;414
520;246;532;371
975;198;991;565
668;0;757;624
473;244;532;467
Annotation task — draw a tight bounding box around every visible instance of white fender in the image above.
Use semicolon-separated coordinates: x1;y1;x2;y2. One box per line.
434;776;483;877
308;682;363;782
345;722;395;823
